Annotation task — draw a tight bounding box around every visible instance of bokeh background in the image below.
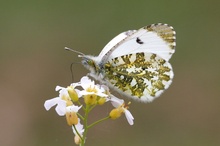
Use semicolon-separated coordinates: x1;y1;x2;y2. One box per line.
1;0;219;146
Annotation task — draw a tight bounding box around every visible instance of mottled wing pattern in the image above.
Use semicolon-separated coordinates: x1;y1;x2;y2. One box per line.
104;52;173;102
102;24;176;102
145;23;176;50
143;23;176;60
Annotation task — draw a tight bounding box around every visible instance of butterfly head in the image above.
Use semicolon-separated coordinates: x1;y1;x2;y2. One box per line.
79;55;100;74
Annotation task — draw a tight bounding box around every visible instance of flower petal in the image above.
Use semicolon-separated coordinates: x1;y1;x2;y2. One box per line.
75;88;82;97
110;96;124;108
55;86;64;91
124;109;134;125
80;76;94;90
96;92;108;97
55;99;67;116
66;105;82;113
44;97;60;111
70;82;80;88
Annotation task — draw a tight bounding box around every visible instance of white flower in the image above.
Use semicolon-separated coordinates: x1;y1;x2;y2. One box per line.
79;76;108;97
44;85;81;116
110;96;134;125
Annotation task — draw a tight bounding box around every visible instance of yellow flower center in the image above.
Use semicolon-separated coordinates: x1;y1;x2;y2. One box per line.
86;85;97;93
61;94;73;106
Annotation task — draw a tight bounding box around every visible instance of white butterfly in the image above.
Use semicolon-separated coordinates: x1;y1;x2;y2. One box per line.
67;23;176;102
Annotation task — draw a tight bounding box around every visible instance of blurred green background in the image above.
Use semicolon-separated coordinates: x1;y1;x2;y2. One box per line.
1;0;219;146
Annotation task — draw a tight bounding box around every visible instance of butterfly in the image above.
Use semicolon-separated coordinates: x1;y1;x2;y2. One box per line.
67;23;176;102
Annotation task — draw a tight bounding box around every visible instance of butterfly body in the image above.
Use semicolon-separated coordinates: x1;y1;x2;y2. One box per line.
80;23;176;102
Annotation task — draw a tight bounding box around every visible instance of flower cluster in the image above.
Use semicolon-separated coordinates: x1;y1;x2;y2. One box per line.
44;76;134;145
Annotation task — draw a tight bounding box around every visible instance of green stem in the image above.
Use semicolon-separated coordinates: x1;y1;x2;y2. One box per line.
88;116;110;129
81;104;90;146
72;125;83;140
77;113;84;121
88;104;96;112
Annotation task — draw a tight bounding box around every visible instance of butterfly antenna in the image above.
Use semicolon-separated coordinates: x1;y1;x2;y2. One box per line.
64;47;85;57
70;62;75;82
69;62;82;82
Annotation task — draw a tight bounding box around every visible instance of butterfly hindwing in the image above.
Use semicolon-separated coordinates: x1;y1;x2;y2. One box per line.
103;52;173;102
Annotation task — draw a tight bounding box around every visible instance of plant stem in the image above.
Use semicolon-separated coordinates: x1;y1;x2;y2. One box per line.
88;104;96;112
77;113;84;121
88;116;110;129
81;104;90;146
72;125;83;140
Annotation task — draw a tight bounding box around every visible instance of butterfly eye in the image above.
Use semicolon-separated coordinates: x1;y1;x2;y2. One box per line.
81;57;97;71
87;60;95;66
82;58;92;66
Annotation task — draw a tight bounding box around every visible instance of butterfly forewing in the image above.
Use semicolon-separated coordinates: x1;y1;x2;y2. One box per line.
98;30;137;60
101;23;176;63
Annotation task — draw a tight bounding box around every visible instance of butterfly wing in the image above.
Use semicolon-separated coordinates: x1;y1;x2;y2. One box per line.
103;52;173;102
101;23;176;102
100;23;176;63
98;30;136;60
81;23;176;102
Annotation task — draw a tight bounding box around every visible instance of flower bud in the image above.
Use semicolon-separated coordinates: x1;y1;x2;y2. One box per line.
84;94;97;105
66;111;78;126
74;135;81;145
109;108;123;120
97;97;106;105
67;86;79;102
